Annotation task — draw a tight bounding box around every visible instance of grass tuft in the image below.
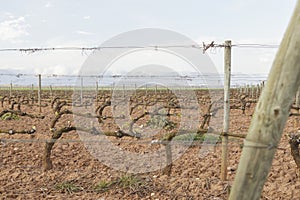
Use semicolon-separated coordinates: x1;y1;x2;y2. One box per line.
117;174;142;189
94;180;112;192
54;181;82;194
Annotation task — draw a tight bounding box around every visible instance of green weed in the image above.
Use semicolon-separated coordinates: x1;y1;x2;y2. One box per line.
94;180;113;192
117;174;142;189
54;181;82;194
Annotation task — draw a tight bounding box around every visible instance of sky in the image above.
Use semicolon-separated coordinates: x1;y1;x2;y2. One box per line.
0;0;297;76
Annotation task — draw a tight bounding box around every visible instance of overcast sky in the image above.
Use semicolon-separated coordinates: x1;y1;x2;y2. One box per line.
0;0;297;75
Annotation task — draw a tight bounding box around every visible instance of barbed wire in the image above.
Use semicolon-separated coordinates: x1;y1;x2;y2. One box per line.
0;45;203;53
0;43;280;54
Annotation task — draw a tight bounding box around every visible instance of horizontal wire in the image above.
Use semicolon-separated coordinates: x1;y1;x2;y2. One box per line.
0;138;243;144
0;43;280;53
0;72;268;77
0;45;204;53
232;44;279;48
1;138;288;151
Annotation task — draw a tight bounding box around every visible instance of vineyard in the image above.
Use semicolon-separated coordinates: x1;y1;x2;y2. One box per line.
0;85;299;199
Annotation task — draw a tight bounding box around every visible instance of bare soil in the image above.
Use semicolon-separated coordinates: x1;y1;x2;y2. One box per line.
0;90;299;200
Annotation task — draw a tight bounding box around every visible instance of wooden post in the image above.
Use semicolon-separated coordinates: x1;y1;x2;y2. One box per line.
49;85;53;99
229;2;300;199
240;85;243;95
30;84;33;99
256;84;260;99
96;81;99;105
162;142;172;176
221;40;231;181
80;77;83;104
260;81;265;92
9;83;12;97
63;85;66;97
247;84;250;96
145;84;148;95
123;84;125;98
38;74;42;113
296;87;300;108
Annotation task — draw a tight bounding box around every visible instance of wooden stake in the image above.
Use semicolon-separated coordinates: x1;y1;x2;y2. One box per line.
80;77;83;104
96;81;98;105
9;83;12;97
38;74;42;113
145;84;148;95
111;83;113;96
256;84;260;99
31;84;34;99
49;85;53;99
162;142;172;176
221;40;231;181
229;2;300;199
123;84;125;98
296;87;300;108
